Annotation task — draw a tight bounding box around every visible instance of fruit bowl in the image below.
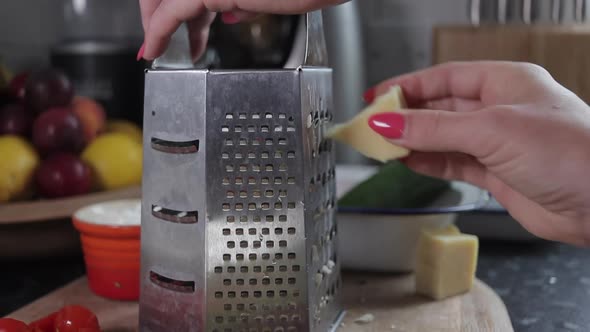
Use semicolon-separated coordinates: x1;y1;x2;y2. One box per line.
0;186;140;259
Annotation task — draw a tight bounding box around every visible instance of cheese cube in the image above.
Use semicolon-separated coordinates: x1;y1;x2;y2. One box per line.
415;224;479;300
327;85;410;163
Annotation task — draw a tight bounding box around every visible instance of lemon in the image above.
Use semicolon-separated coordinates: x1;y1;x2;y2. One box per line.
81;133;142;190
0;135;40;202
105;119;143;144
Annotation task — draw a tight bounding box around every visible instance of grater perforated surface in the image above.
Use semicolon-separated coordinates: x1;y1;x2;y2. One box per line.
139;10;342;332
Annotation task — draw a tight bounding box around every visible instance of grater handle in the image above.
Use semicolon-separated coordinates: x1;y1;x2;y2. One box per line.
284;10;329;68
151;22;194;69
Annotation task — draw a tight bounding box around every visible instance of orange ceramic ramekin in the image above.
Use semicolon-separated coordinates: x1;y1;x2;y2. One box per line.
72;199;141;301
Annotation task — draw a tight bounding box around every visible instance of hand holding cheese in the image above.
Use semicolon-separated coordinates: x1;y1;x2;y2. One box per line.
327;85;410;162
363;61;590;247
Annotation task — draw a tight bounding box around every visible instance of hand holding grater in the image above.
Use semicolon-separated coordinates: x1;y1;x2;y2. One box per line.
139;10;345;332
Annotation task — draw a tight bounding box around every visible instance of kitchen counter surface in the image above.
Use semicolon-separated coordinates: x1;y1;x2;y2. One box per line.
1;240;589;332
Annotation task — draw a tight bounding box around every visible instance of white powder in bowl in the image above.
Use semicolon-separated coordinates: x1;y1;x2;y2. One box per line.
75;199;141;226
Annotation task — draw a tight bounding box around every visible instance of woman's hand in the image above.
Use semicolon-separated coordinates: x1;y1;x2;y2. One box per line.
367;61;590;247
138;0;345;61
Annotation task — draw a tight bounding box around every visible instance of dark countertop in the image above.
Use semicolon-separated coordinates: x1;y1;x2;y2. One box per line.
1;240;589;331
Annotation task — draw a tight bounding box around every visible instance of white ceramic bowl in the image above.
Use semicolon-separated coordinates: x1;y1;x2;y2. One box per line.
335;165;488;273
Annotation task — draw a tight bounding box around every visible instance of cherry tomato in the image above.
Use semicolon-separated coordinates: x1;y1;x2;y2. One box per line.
0;318;29;332
27;312;57;332
53;305;100;332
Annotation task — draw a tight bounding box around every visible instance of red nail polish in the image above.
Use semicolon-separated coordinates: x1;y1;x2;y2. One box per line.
368;113;405;139
221;12;240;24
136;42;145;61
363;87;376;103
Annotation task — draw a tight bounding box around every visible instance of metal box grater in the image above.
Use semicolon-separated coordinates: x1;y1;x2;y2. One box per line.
139;11;345;332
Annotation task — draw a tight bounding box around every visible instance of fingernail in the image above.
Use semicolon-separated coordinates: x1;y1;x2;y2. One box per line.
136;42;145;61
222;12;240;24
363;87;376;104
368;113;405;139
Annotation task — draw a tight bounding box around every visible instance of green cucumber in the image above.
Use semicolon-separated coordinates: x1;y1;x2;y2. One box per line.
338;162;450;209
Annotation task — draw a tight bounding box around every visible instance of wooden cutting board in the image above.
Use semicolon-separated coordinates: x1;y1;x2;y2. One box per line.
433;24;590;104
8;273;513;331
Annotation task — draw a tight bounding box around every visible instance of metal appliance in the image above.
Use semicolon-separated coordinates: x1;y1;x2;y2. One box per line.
139;10;344;331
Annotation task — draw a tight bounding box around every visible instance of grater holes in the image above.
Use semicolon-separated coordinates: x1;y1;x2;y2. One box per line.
262;253;270;260
278;138;287;145
240;165;248;172
279;240;287;247
252;138;261;146
267;290;275;298
235;177;243;185
275;228;283;235
274;151;282;159
249;253;257;260
239;138;247;146
236;253;244;261
262;228;270;235
279;164;288;172
287;177;295;184
261;125;269;133
254;266;262;273
266;215;274;222
291;262;299;268
223;177;230;185
278;113;286;119
226;165;234;172
236;228;244;235
235;152;243;159
239;113;247;120
149;271;195;293
227;241;235;249
237;303;245;311
287;125;295;132
223;279;231;286
224;303;232;311
223;228;230;235
252;113;260;120
279;215;287;222
249;228;256;235
266;241;274;248
261;177;270;184
253;216;261;222
235;203;244;211
254;291;262;298
215;291;223;298
241;291;249;298
261;203;270;210
265;138;273;146
262;277;271;285
215;266;222;273
274;125;283;132
287;151;295;158
275;253;283;260
238;215;247;223
240;266;248;273
225;138;233;146
288;227;295;234
248;203;256;211
287;202;296;209
240;241;248;248
151;205;198;224
279;265;287;272
265;112;273;119
266;266;275;273
247;125;255;133
253;190;261;197
274;202;283;210
280;290;288;297
265;190;274;197
275;278;284;285
248;152;256;159
288;278;296;285
222;126;229;133
226;191;235;199
222;152;229;159
227;216;235;223
223;254;231;261
234;126;243;133
274;177;282;184
225;113;233;120
253;241;261;249
240;191;247;198
228;291;236;298
228;267;236;273
250;278;257;285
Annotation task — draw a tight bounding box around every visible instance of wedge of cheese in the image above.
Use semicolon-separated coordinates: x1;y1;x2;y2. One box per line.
327;85;410;163
415;224;479;300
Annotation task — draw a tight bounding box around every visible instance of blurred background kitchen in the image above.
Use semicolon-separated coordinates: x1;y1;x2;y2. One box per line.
2;0;590;331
